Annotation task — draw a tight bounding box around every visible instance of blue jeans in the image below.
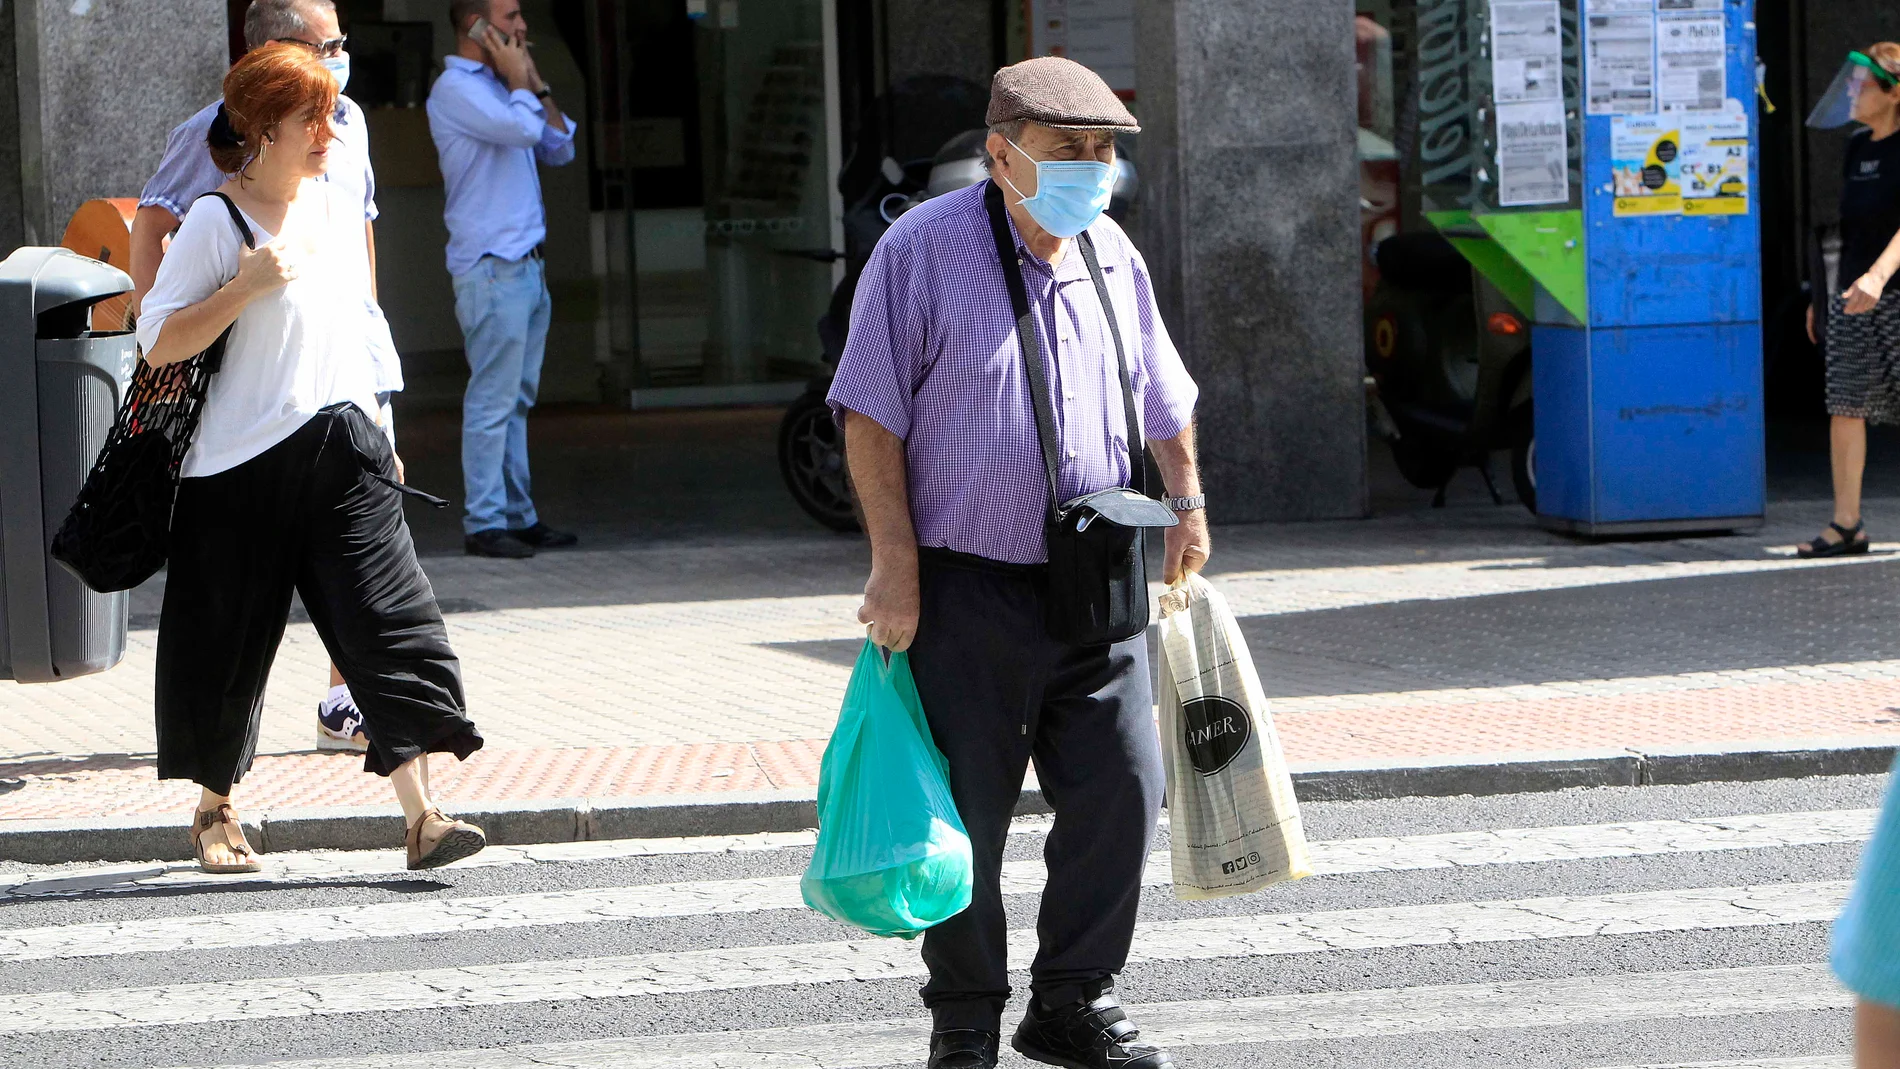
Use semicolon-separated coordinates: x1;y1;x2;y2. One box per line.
453;255;549;536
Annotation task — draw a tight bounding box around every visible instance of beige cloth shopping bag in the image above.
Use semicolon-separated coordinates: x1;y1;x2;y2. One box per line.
1156;572;1311;899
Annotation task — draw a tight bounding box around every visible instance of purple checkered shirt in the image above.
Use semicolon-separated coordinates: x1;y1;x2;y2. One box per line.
827;181;1197;565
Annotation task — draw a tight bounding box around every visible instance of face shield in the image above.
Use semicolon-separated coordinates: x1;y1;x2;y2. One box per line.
1807;51;1899;129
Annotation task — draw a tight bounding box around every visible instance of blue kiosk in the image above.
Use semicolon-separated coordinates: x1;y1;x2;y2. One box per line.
1456;0;1763;535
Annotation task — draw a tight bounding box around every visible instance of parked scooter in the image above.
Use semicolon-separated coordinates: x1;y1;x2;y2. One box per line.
777;127;1138;531
1363;229;1537;510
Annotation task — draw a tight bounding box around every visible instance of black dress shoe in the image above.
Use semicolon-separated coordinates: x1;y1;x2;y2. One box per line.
464;529;535;559
512;522;578;549
1012;981;1172;1069
928;1028;999;1069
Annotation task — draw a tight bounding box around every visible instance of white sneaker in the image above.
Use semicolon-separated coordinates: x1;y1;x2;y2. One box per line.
317;684;370;752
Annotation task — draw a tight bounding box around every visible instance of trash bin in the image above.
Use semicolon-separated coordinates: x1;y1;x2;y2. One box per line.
0;247;138;683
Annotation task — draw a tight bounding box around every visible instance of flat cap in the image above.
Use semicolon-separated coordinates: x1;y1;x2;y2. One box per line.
986;56;1140;133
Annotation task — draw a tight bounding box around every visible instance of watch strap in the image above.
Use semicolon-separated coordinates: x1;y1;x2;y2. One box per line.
1164;494;1205;512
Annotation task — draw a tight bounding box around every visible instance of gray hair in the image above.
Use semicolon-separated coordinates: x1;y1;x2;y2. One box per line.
243;0;334;50
982;121;1026;172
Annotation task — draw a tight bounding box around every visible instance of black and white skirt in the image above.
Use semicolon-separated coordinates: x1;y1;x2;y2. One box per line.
1826;288;1900;424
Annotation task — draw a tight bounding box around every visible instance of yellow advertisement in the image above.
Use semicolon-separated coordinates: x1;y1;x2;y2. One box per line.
1611;114;1681;216
1680;106;1750;216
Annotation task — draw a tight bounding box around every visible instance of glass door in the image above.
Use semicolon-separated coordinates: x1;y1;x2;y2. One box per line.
586;0;843;405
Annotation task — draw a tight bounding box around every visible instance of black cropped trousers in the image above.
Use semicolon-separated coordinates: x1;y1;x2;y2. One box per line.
155;403;481;795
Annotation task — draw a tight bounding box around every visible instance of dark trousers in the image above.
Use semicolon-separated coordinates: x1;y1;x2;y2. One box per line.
156;404;481;794
908;550;1165;1032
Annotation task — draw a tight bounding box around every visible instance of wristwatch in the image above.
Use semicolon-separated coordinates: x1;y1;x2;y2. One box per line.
1163;494;1206;512
534;84;553;99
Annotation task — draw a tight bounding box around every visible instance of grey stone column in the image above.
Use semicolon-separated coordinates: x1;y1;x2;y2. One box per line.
1134;0;1365;522
11;0;225;246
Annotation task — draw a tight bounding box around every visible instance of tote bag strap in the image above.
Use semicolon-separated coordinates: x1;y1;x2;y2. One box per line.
186;192;257;374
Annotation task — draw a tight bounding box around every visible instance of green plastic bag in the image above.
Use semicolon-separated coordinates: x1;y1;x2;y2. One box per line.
801;641;973;938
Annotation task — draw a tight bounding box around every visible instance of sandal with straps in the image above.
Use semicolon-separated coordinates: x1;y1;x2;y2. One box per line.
190;804;263;874
406;807;487;871
1798;520;1871;559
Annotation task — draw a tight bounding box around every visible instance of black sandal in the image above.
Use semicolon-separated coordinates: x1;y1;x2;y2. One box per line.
1798;520;1870;558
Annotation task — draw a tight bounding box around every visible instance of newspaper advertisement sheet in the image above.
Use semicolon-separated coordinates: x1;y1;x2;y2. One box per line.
1491;1;1570;206
1584;0;1656;115
1679;104;1749;214
1611;114;1682;215
1657;4;1725;111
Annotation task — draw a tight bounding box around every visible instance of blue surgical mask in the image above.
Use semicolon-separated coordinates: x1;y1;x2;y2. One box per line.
323;51;351;92
998;138;1115;239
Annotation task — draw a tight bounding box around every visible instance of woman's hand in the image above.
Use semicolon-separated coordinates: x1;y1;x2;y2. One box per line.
231;240;301;301
1844;270;1890;315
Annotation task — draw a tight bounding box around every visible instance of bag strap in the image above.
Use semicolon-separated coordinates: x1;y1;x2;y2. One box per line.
1075;230;1146;496
983;182;1145;524
187;192;256;374
985;181;1063;524
198;191;257;249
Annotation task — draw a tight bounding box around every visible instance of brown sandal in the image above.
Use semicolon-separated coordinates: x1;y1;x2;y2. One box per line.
190;804;263;874
406;808;486;871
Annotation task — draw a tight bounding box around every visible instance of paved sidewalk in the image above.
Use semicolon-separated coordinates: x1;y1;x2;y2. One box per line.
6;497;1900;822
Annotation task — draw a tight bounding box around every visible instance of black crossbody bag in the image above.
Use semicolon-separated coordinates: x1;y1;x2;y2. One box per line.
51;192;254;593
984;182;1177;646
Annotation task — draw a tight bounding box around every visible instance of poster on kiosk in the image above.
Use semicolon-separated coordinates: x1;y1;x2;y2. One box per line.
1482;0;1764;535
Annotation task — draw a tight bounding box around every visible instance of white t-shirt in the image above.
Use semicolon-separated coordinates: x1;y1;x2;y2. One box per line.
137;184;382;479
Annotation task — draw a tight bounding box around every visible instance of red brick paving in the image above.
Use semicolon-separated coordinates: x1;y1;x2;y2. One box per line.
4;678;1899;822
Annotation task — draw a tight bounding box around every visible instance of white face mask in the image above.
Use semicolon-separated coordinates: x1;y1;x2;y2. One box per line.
322;52;351;93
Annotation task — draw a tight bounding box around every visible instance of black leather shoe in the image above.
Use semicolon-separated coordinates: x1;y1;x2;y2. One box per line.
464;529;535;559
512;522;578;549
928;1028;998;1069
1012;981;1172;1069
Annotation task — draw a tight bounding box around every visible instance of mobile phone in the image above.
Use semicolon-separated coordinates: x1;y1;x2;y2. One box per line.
468;16;492;43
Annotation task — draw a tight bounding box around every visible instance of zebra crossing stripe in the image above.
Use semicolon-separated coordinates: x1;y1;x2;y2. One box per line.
0;881;1850;1035
0;809;1872;961
159;964;1849;1068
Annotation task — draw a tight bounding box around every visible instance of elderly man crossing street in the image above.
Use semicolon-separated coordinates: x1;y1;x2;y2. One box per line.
829;56;1208;1069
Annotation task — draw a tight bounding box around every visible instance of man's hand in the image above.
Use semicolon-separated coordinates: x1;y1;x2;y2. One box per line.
1163;509;1210;585
844;410;923;652
1845;270;1890;315
858;556;920;651
392;450;406;485
481;25;536;93
1807;303;1817;344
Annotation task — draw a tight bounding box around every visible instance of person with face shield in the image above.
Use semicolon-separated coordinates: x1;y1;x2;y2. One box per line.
828;56;1206;1069
129;0;400;751
1799;43;1900;558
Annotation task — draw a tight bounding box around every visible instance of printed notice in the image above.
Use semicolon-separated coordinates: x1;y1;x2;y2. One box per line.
1611;114;1682;215
1497;100;1571;205
1680;104;1749;214
1658;8;1725;110
1491;0;1564;104
1492;1;1569;206
1585;2;1656;115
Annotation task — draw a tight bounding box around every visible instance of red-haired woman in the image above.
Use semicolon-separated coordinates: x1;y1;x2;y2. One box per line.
137;43;486;873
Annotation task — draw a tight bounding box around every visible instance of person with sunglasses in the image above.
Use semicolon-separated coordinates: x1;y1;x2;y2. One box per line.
1801;43;1900;558
130;0;398;753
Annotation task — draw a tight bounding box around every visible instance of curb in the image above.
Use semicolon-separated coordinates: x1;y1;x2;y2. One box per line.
2;738;1894;865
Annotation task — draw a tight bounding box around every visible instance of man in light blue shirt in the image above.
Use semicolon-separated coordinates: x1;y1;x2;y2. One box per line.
428;0;579;559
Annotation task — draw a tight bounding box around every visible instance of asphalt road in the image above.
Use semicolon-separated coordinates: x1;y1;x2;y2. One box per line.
0;773;1888;1069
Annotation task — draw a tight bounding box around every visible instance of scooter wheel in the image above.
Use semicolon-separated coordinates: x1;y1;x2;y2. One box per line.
778;390;861;533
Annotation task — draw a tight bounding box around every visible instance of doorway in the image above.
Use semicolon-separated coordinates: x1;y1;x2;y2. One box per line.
580;0;845;407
